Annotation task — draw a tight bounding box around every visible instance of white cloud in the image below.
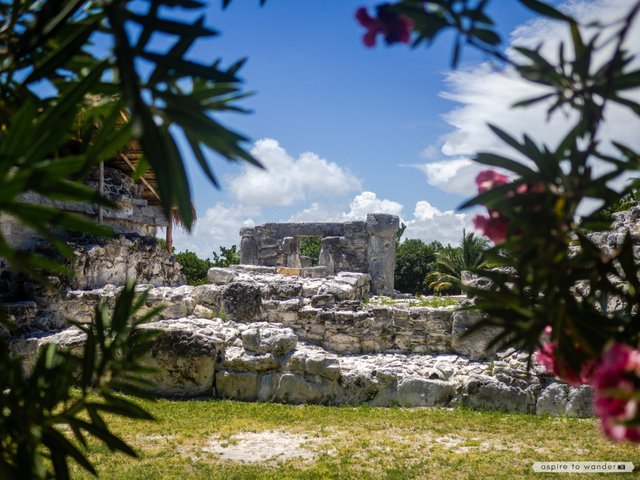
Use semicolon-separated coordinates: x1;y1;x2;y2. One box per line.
169;203;259;258
228;138;362;206
411;158;482;196
404;201;472;246
288;192;471;246
288;191;403;223
415;0;640;200
420;144;439;160
342;191;404;220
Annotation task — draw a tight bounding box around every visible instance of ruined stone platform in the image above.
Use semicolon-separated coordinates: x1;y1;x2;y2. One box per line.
6;266;593;417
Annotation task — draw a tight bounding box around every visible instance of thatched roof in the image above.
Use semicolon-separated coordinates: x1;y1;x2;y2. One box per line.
105;141;161;206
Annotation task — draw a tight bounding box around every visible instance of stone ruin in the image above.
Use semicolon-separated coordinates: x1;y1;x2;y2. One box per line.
239;214;399;295
11;189;637;417
3;264;594;418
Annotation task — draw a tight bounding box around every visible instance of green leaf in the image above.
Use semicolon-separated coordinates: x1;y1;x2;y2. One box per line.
475;152;538;178
42;427;97;476
519;0;575;23
471;28;501;46
126;12;217;38
139;51;238;83
73;419;138;457
512;93;554;108
26;17;100;84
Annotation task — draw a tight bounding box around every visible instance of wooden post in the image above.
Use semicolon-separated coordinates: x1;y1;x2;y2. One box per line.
98;161;104;224
165;209;173;254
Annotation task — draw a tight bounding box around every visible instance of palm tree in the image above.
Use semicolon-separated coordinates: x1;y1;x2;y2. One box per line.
427;229;489;294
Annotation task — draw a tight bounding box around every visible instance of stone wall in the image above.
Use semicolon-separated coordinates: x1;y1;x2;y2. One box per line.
240;214;399;295
0;235;184;317
9;317;592;416
0;167;166;251
32;268;489;360
4;263;593;415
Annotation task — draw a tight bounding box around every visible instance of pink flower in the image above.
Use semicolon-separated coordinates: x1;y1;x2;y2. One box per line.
593;343;640;442
535;339;595;386
476;170;510;193
356;5;414;48
473;212;508;244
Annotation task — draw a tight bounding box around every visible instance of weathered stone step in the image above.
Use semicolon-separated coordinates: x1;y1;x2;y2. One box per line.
8;317;593;417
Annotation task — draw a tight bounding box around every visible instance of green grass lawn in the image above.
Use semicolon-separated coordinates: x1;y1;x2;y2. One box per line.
72;397;640;480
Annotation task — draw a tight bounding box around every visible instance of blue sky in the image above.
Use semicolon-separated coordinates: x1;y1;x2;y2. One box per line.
169;0;639;257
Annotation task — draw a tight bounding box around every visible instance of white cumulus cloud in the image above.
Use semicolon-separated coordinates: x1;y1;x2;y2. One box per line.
404;201;472;246
168;203;260;258
416;0;640;200
228;138;362;206
288;192;471;246
342;191;404;220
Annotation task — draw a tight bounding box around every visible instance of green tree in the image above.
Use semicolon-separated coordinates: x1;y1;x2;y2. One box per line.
394;238;442;294
211;245;240;268
299;237;322;265
174;250;212;285
427;230;489;294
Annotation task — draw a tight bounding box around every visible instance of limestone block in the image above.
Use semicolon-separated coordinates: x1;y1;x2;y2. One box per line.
223;346;279;372
265;280;303;300
366;214;399;296
300;280;322;298
536;383;569;416
318;282;354;301
274;373;333;404
304;353;341;380
222;281;262;321
158;296;196;319
207;267;238;285
433;360;455;380
191;284;223;309
396;378;455;407
325;333;360;353
192;304;215;319
460;375;534;413
451;309;502;360
276;299;300;323
241;326;298;355
276;267;301;276
311;294;335;308
566;385;594;418
301;266;328;278
138;318;224;397
216;371;258;401
257;373;279;402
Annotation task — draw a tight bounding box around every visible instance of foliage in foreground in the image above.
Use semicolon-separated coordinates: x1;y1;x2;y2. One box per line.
0;0;258;277
358;0;640;441
0;281;160;479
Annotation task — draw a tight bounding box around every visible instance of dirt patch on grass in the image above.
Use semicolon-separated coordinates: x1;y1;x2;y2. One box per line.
203;430;321;464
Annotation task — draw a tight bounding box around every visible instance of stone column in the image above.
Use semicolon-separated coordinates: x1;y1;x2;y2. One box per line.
239;227;258;265
366;214;399;295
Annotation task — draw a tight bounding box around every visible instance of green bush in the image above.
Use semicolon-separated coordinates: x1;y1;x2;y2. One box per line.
173;251;212;286
394;239;442;294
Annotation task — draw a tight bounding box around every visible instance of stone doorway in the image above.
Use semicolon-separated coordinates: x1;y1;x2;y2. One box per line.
298;236;322;268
